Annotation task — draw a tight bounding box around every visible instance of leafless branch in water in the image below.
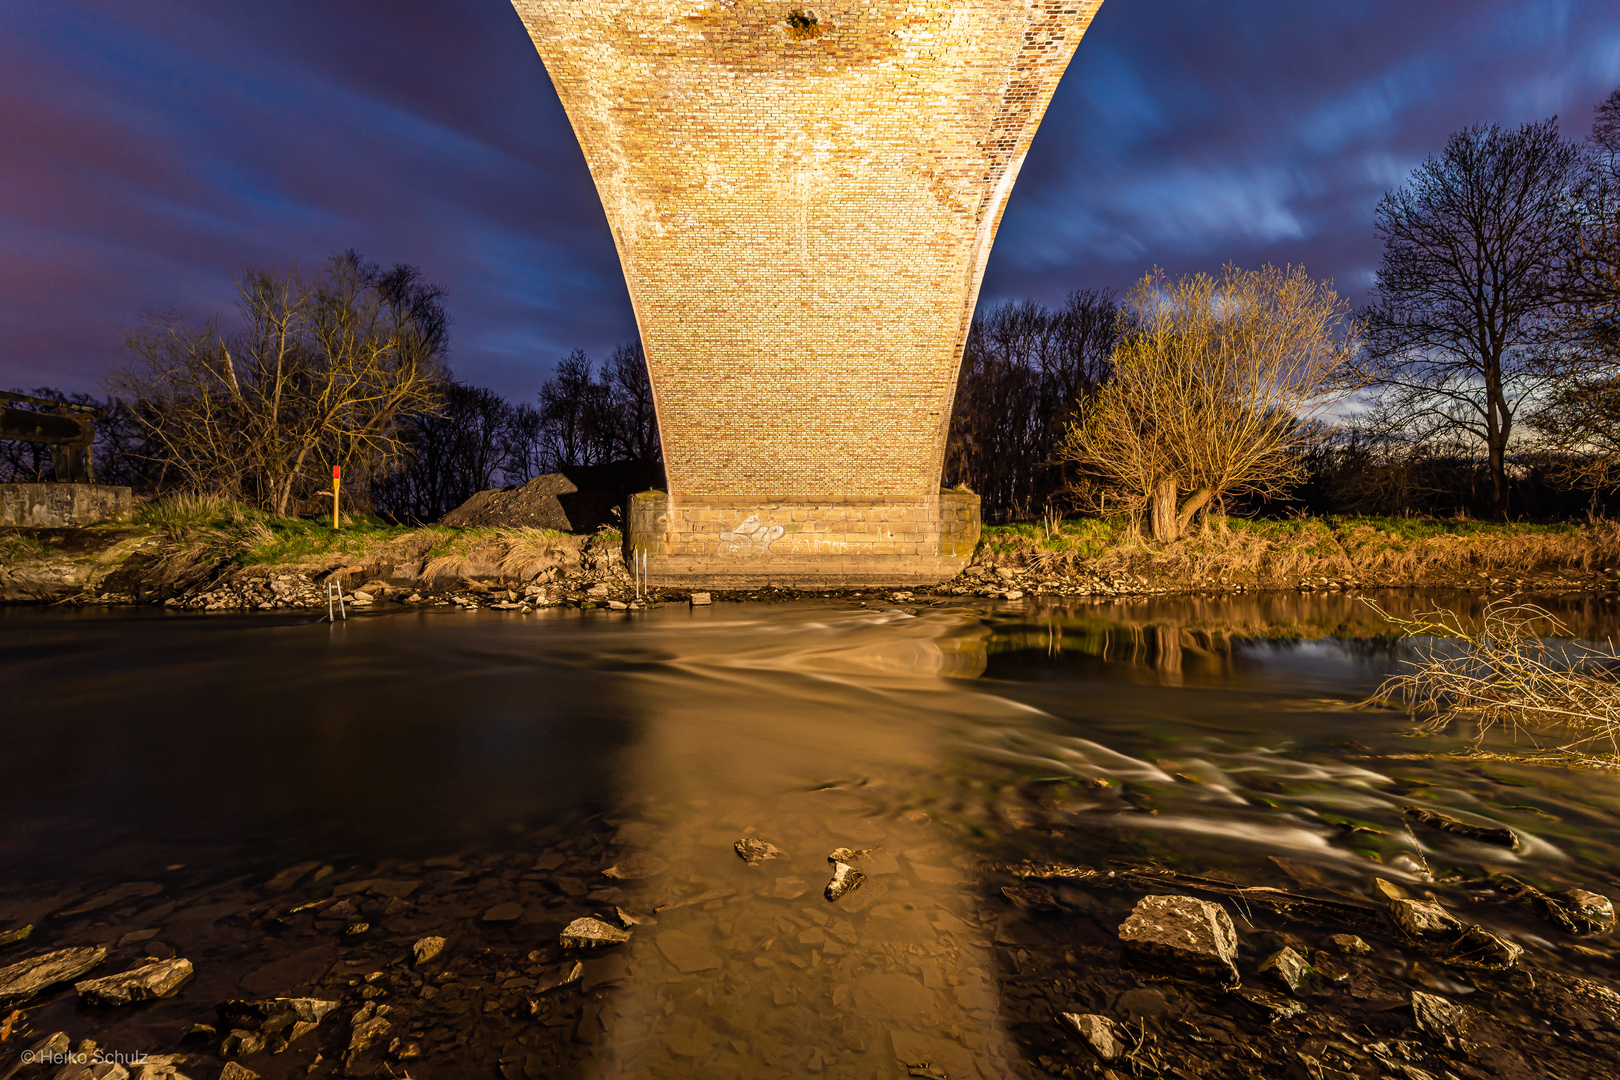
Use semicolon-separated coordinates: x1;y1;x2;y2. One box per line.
1364;597;1620;755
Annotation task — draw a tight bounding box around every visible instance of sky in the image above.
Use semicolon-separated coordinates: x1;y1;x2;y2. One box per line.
3;0;1619;401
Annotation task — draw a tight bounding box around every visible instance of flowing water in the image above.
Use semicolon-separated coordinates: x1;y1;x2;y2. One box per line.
3;592;1619;1079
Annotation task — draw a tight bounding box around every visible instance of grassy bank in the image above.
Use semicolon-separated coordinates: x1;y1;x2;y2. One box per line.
5;496;1620;603
977;514;1620;590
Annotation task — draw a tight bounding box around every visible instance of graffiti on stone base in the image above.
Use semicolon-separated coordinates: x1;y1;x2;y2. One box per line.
718;514;785;557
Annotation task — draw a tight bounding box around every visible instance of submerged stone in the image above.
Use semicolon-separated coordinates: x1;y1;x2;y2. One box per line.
1490;873;1616;935
734;838;786;866
1403;805;1517;848
1388;898;1522;971
1118;895;1240;987
217;996;339;1034
602;853;669;880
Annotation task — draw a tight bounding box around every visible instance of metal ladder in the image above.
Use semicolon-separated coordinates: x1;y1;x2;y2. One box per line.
631;548;649;602
327;579;346;622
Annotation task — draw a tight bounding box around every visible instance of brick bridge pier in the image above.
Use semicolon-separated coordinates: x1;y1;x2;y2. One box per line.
513;0;1103;587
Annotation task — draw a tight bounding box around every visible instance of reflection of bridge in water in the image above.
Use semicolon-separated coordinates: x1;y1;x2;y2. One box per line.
511;0;1105;587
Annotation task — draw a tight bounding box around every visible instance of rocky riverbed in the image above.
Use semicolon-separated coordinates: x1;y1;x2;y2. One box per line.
4;804;1617;1080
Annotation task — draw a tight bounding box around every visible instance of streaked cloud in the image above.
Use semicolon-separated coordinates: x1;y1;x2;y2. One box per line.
1;0;1618;397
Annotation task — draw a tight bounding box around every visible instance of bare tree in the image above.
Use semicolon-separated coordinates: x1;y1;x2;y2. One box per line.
1528;90;1620;492
1356;119;1581;518
112;251;449;515
1062;265;1358;540
372;383;517;523
603;340;660;462
535;343;660;468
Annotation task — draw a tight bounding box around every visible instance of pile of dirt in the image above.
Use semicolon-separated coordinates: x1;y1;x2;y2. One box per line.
438;460;665;533
437;474;576;530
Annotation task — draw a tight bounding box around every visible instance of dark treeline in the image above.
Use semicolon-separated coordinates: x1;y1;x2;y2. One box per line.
950;87;1620;525
370;343;659;523
4;339;660;525
944;291;1118;523
9;90;1620;530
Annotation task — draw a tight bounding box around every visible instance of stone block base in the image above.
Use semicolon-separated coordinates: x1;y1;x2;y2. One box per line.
1;483;134;527
624;491;980;589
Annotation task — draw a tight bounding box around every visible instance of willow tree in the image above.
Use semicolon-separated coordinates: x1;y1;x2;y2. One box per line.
115;251;449;515
1061;265;1358;541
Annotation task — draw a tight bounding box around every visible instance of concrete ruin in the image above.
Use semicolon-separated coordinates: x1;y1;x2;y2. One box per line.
512;0;1103;585
1;483;133;528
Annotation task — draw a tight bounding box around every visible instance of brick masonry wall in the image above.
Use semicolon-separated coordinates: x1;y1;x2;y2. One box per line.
512;0;1100;583
626;489;981;587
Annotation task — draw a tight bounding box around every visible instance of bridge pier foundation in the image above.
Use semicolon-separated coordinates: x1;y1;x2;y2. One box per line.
625;490;980;590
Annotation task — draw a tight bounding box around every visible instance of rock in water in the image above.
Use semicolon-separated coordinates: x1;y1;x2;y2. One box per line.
1388;898;1522;970
1560;888;1617;934
75;957;193;1005
0;925;32;949
1117;895;1241;987
1258;946;1307;993
734;838;786;866
602;853;669;880
534;961;583;994
482;903;523;923
1403;805;1517;848
0;946;107;1003
559;918;631;948
1412;991;1473;1049
219;1065;260;1080
412;936;446;966
217;997;340;1035
1490;874;1616;935
824;862;866;903
1057;1013;1121;1061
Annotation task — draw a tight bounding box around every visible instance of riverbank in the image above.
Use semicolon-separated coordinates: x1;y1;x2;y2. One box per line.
3;505;1618;609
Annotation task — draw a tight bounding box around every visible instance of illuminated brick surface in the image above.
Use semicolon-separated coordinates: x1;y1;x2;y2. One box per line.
512;0;1101;583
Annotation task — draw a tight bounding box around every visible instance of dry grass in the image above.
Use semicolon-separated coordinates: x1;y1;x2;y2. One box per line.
980;516;1620;587
1367;598;1620;756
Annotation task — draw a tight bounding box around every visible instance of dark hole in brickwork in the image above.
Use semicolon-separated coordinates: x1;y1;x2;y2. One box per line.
785;9;822;39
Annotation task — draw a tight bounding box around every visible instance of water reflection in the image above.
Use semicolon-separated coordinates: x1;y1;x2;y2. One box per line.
1;592;1618;1078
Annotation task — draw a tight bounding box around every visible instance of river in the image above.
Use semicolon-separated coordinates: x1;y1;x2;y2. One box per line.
2;592;1618;1079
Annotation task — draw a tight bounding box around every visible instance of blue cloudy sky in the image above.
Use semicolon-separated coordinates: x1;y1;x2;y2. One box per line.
3;0;1619;399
